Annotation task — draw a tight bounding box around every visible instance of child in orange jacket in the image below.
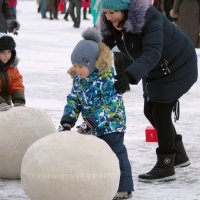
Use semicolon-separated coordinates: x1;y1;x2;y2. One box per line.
0;34;25;111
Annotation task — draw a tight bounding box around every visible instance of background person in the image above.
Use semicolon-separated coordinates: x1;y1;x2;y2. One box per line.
170;0;200;48
68;0;82;28
0;34;25;111
7;0;17;19
0;0;20;34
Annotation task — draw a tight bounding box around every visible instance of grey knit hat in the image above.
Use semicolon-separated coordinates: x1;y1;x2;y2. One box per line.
71;28;102;75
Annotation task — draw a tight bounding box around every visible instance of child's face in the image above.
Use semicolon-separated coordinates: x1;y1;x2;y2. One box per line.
0;50;12;63
74;64;90;78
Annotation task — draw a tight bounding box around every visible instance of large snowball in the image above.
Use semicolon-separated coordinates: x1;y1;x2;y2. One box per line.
0;107;56;179
21;132;120;200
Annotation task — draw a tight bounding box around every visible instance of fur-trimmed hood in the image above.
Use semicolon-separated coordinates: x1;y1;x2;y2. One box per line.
100;0;150;34
11;56;19;67
95;41;112;73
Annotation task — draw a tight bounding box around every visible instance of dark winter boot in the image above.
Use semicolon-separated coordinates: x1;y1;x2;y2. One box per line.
175;134;191;168
49;13;53;20
83;8;89;20
37;4;41;13
138;150;176;183
64;11;69;21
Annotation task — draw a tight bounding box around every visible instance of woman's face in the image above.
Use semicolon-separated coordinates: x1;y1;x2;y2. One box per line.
104;9;126;30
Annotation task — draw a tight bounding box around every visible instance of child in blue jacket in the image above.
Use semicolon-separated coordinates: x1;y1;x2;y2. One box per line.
59;28;133;200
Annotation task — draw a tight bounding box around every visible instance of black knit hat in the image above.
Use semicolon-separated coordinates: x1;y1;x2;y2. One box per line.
0;36;16;52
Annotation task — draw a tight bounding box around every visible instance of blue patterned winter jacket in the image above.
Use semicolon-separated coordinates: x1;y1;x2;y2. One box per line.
62;68;126;137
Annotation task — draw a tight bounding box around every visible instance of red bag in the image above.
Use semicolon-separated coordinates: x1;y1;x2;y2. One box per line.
58;0;64;12
82;0;90;8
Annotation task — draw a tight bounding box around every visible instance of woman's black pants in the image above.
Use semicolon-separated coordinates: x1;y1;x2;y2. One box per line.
144;100;177;153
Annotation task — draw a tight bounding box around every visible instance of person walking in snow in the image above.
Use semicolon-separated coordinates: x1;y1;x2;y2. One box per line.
7;0;18;19
68;0;82;28
47;0;60;20
82;0;90;20
59;28;134;200
0;0;20;34
0;34;25;111
100;0;198;183
170;0;200;48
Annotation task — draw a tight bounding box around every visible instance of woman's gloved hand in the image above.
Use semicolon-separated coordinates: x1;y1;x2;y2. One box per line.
114;72;131;94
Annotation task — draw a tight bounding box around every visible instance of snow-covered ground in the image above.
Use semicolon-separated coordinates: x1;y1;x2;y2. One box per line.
0;1;200;199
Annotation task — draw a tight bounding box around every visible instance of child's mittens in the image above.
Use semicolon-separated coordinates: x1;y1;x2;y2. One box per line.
76;120;93;135
59;115;76;132
58;123;72;132
0;102;11;111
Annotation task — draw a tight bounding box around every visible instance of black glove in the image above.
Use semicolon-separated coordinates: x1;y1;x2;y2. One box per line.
7;20;20;35
77;120;93;135
114;72;131;94
58;123;72;132
14;102;25;107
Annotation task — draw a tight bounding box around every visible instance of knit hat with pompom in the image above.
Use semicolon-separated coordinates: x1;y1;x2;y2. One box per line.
71;28;112;75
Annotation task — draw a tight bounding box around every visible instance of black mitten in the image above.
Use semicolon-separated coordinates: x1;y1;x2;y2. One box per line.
114;72;131;94
14;102;25;107
58;123;72;132
59;115;76;132
13;99;25;107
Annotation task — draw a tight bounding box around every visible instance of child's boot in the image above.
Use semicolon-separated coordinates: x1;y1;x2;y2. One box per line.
138;149;176;182
113;191;132;199
175;134;191;168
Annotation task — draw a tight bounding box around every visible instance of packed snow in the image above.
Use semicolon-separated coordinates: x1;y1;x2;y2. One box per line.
0;1;200;199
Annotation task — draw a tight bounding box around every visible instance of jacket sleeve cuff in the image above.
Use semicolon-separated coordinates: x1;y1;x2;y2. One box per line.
86;116;98;129
60;115;76;127
11;91;26;104
126;71;138;85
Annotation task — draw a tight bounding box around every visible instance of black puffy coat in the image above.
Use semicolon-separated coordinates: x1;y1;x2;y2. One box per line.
101;0;198;102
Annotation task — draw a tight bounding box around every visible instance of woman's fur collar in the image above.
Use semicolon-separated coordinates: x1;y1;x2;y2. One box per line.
124;0;149;33
11;56;19;67
101;0;149;34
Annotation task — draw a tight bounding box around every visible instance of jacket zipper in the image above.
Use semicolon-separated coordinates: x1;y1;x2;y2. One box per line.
146;82;150;101
121;32;133;60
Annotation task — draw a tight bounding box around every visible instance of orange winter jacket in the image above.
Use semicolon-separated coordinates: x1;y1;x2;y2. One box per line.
0;65;25;105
